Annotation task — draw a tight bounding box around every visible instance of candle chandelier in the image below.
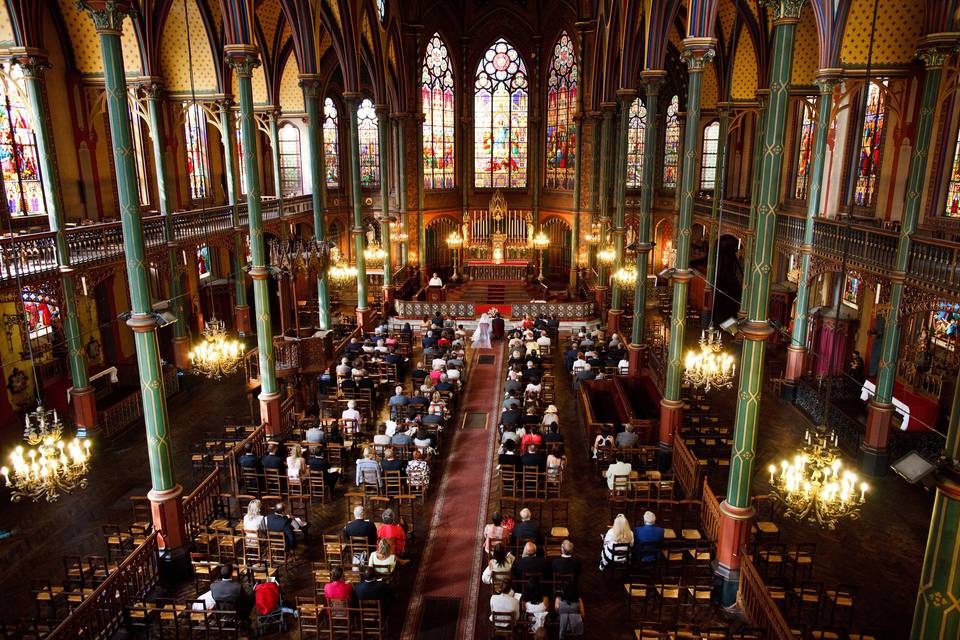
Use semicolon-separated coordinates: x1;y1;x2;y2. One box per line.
1;405;91;502
683;326;736;392
613;264;637;288
189;317;245;379
597;243;617;266
328;258;358;285
363;243;386;267
767;427;868;529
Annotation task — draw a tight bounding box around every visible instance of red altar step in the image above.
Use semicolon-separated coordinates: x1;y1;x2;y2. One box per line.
448;279;532;304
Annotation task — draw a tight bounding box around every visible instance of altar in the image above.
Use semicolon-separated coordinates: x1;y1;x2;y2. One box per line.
466;259;530;281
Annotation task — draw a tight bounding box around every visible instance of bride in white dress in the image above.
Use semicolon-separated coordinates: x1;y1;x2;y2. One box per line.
472;313;492;349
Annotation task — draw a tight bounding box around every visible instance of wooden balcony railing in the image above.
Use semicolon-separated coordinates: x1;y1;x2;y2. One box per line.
98;366;180;438
738;553;794;640
182;467;222;539
0;195;312;284
699;478;722;543
672;437;701;499
46;531;160;640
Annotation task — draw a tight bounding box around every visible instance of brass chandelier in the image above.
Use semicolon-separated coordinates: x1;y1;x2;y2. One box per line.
768;427;868;529
1;405;91;502
683;326;736;392
189;317;245;379
363;243;386;267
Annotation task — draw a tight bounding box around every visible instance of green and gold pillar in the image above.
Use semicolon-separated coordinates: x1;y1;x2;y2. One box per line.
704;107;729;302
715;1;801;605
609;88;637;335
416;111;427;287
659;41;714;454
219;99;251;334
629;71;665;374
784;75;836;399
226;46;281;433
863;46;948;475
568;24;589;294
300;75;331;330
739;90;768;319
911;368;960;639
376;104;393;302
81;0;187;561
13;50;97;429
397;114;409;267
268;110;282;199
142;80;189;369
594;103;616;313
344;93;370;329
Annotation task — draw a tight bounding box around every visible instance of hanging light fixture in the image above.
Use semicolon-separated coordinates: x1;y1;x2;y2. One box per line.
612;263;637;288
767;427;868;529
391;220;408;244
328;259;358;285
189;317;245;379
584;222;602;245
597;243;616;266
683;327;736;392
1;404;92;502
363;243;386;267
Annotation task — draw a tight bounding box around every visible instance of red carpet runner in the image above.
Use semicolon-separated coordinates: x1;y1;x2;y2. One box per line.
401;346;503;639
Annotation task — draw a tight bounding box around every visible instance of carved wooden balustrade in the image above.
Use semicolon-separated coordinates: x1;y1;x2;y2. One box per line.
672;437;702;499
699;478;722;543
182;467;223;539
738;553;794;640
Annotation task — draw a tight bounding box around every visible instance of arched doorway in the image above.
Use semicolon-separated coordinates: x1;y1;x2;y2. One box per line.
425;216;460;278
713;233;743;323
542;217;571;285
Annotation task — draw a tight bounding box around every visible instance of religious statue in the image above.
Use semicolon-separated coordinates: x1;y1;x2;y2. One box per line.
366;223;377;246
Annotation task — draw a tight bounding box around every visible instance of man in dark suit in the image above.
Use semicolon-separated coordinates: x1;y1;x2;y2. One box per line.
544;424;564;444
380;447;405;475
551;540;582;587
512;508;541;546
238;443;261;471
211;564;253;619
307;446;340;491
512;542;551;581
353;567;391;604
343;506;377;546
521;444;546;471
266;504;297;549
261;443;285;471
501;406;522;428
492;313;505;340
498;439;520;470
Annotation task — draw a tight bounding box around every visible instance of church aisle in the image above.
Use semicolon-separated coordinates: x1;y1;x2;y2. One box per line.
400;345;503;639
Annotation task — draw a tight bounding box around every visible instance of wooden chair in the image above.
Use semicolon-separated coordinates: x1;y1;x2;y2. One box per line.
490;612;516;638
359;600;386;639
297;595;323;638
824;584;858;626
263;468;283;495
323;534;346;566
102;524;133;561
240;467;261;495
308;468;330;503
787;542;816;581
383;470;404;498
267;531;291;569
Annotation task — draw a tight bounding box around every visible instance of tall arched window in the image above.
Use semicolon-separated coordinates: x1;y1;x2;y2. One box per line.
474;38;528;189
375;0;385;21
127;94;151;206
626;98;647;189
183;102;210;200
545;31;578;190
422;33;456;189
794;100;816;200
853;80;886;207
323;98;340;188
945;125;960;217
234;113;247;195
663;95;680;189
278;123;302;196
357;98;380;188
700;121;720;191
0;65;44;216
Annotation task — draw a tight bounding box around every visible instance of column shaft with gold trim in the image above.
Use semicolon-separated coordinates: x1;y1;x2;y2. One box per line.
609;88;637;334
344;93;370;328
301;76;331;330
377;104;393;296
219;99;251;334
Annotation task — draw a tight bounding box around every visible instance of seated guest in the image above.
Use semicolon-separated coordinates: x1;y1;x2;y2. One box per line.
502;390;521;411
266;503;297;549
341;400;362;433
501;425;521;446
490;579;520;627
377;508;407;556
513;508;540;545
368;538;396;575
599;514;634;571
261;443;285;471
391;427;413;446
373;424;391;446
512;542;551;580
483;543;515;583
323;566;354;603
504;370;524;394
253;578;297;619
307;445;340;490
632;510;665;563
551;540;582;587
286;443;306;487
243;499;267;541
305;419;324;444
335;356;352;377
355;448;382;487
544;423;563;444
406;449;430;489
354;566;391;604
574;365;595;390
520;427;543;452
547;446;566;478
435;374;454;392
326;425;345;446
408;390;429;409
501;405;522;428
555;583;585;638
483;512;510;554
521;578;550;638
498;439;521;469
413;426;436;451
238;443;261;470
211;564;253;620
604;453;633;490
344;506;377;546
381;447;405;475
521;444;546;471
616;424;638;449
521;406;541;428
411;362;429;387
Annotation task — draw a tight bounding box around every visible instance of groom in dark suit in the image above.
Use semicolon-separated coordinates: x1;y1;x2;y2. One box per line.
492;311;505;340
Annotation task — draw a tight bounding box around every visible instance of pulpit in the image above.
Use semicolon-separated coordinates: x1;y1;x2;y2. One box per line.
426;286;446;302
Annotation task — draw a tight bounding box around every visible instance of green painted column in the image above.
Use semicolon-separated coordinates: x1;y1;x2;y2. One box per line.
81;0;188;552
740;91;768;317
15;52;94;426
142;82;188;366
397;116;408;267
226;47;281;431
568;24;588;293
715;2;801;606
659;42;714;449
416;112;426;286
595;104;615;297
610;89;636;317
219;99;251;333
268;111;282;199
631;72;664;347
344;93;369;313
376;104;393;290
911;366;960;639
704;108;729;292
300;76;331;330
864;48;948;474
785;77;836;394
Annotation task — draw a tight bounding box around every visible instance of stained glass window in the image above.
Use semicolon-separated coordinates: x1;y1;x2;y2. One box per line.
626;98;647;189
127;94;151;206
183;102;209;200
234;114;247;195
545;31;577;190
0;65;45;216
794;100;816;200
357;98;380;188
663;95;680;190
197;245;211;279
421;33;455;189
854;80;886;207
474;38;528;189
323;98;340;188
945;122;960;217
278;123;302;196
700;121;720;191
376;0;385;21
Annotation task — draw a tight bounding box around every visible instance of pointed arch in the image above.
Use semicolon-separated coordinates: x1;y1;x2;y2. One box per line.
663;94;680;190
473;37;528;189
357;97;380;188
626;97;647;189
323;96;341;189
421;32;455;190
544;30;578;190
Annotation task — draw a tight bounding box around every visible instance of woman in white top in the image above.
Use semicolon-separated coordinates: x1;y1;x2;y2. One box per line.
286;444;306;486
522;578;550;639
482;543;516;584
599;513;634;570
243;499;267;542
542;405;560;426
368;538;396;575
